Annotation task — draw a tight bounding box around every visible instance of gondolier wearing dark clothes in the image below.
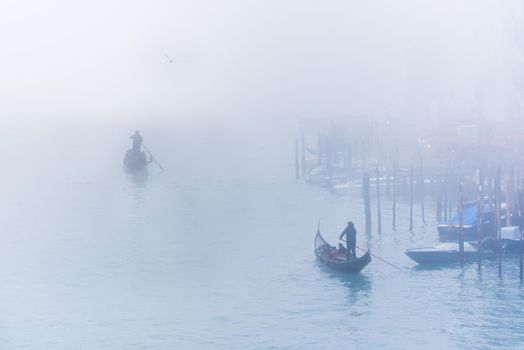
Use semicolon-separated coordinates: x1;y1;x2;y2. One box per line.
339;221;357;260
131;131;143;152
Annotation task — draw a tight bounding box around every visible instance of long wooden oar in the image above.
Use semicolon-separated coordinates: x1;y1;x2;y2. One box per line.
341;239;402;271
142;144;164;172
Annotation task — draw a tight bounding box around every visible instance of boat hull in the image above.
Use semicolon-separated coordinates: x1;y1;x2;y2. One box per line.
437;223;494;241
405;248;495;264
315;249;371;272
123;150;149;171
501;239;521;255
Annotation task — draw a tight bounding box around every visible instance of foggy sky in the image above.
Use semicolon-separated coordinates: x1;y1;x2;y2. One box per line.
1;0;523;126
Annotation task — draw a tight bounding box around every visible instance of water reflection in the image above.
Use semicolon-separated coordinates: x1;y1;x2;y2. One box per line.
317;262;373;302
125;167;149;187
411;263;463;272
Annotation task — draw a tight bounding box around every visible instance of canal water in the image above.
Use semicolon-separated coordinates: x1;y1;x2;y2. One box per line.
0;120;523;349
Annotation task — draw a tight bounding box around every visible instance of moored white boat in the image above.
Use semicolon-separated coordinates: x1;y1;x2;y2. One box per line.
405;242;496;264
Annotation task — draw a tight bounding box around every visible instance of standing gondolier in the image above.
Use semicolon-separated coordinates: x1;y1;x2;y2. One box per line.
340;221;357;260
131;130;143;152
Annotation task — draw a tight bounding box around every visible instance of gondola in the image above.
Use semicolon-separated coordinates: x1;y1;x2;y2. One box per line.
314;230;371;273
123;149;151;171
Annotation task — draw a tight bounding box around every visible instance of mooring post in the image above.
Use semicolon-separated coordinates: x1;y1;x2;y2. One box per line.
393;162;397;230
443;177;448;221
410;163;413;232
519;230;524;283
477;170;484;269
459;182;465;265
295;138;300;180
512;166;517;220
519;188;523;282
437;175;443;222
420;157;425;223
386;165;391;196
317;133;322;166
363;171;372;235
506;180;512;227
377;165;382;234
488;171;493;209
301;129;306;176
496;168;502;277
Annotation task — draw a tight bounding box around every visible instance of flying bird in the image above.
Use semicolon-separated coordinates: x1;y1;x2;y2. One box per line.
162;53;190;63
163;53;175;63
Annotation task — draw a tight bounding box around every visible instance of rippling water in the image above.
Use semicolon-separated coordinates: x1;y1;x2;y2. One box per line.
1;121;523;349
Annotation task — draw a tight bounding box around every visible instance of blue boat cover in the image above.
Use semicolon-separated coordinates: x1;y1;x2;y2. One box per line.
442;203;493;226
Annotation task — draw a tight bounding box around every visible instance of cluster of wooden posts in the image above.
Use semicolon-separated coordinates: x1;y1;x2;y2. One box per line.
294;120;524;279
362;164;524;279
361;163;427;235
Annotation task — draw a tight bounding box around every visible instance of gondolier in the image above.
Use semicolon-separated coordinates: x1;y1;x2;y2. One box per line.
339;221;357;260
131;130;143;152
124;131;151;171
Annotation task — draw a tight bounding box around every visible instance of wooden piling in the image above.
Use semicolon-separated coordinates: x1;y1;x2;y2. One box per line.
295;138;300;179
410;164;413;232
437;176;443;222
506;180;511;227
392;162;397;230
477;170;484;269
420;158;425;223
511;166;516;220
300;130;306;176
496;168;502;277
488;171;493;209
519;230;524;283
386;166;391;196
459;182;465;266
317;133;322;166
363;172;372;234
443;178;448;221
377;165;382;234
519;189;523;282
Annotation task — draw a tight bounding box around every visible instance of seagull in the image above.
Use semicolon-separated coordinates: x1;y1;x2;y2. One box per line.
162;53;190;63
163;53;175;63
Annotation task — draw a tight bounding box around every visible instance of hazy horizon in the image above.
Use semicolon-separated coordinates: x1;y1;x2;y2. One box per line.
2;0;523;127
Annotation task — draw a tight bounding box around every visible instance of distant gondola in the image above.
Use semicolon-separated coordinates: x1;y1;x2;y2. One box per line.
123;149;151;171
314;231;371;273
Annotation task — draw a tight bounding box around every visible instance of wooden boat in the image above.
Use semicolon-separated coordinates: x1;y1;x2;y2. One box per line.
405;241;496;264
500;226;522;255
123;149;151;171
306;165;349;184
314;231;371;273
437;201;503;241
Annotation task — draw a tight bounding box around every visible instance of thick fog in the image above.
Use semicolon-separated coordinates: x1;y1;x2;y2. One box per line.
2;0;523;128
4;2;524;349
